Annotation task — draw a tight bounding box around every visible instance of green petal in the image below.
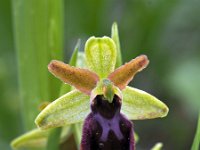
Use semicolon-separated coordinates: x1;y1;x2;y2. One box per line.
121;86;169;120
85;36;117;78
11;127;71;149
35;90;90;129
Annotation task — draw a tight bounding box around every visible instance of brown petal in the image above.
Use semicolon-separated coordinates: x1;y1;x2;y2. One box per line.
48;60;99;95
108;55;149;90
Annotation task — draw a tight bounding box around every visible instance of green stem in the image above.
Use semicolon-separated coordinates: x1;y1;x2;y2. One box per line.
46;128;62;150
73;123;82;150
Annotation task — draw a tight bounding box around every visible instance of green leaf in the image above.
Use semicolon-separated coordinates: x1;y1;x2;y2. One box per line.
46;128;62;150
111;22;122;68
12;0;64;130
73;123;83;147
85;36;117;78
69;39;81;66
121;86;169;120
35;90;90;129
11;129;49;149
191;113;200;150
11;127;71;150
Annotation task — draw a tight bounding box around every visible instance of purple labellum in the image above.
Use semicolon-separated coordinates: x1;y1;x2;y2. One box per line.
81;95;135;150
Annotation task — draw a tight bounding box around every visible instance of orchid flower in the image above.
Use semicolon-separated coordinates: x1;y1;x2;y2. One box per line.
34;34;168;149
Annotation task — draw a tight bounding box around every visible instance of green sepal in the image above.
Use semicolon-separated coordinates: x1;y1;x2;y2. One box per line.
85;36;117;78
121;86;169;120
35;90;90;129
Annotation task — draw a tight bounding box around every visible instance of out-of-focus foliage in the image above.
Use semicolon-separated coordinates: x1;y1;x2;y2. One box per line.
0;1;21;150
1;0;200;149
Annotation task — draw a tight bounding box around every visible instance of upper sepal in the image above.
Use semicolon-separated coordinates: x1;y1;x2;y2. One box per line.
121;86;169;120
85;36;117;78
35;90;90;129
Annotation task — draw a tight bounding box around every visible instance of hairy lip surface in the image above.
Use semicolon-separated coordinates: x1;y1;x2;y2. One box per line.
81;95;134;150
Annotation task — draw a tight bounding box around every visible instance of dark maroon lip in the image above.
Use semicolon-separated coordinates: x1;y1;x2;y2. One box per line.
91;95;122;119
81;94;135;150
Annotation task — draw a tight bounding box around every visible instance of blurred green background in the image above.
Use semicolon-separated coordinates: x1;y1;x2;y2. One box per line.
0;0;200;149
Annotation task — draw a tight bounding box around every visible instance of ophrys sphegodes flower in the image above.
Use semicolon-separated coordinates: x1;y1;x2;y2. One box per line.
35;36;168;150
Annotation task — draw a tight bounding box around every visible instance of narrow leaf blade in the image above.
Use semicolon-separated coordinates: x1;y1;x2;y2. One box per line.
11;129;49;149
12;0;63;130
68;39;81;67
11;127;71;150
121;86;169;120
46;128;62;150
35;90;90;129
111;22;122;68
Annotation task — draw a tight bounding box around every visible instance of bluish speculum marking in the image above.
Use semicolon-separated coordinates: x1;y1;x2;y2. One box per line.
94;112;123;141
